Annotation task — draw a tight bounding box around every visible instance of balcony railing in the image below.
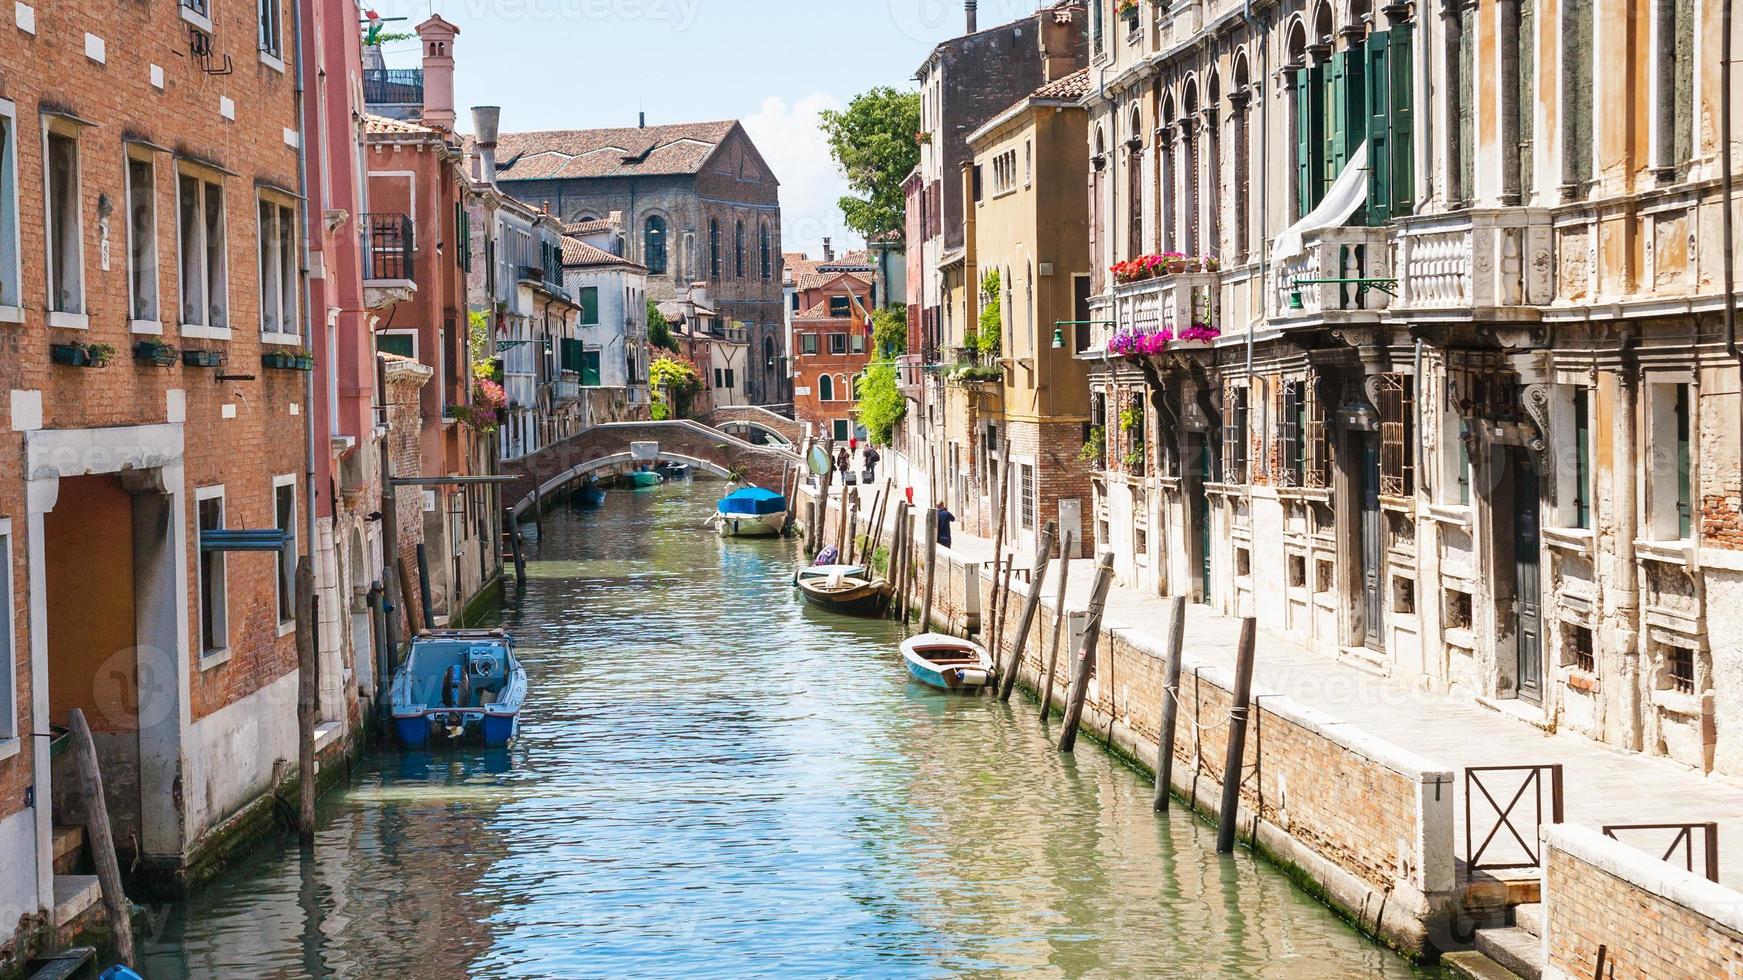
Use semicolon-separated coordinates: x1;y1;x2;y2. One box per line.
362;69;424;107
895;353;924;393
1391;209;1553;313
361;213;413;282
1107;267;1221;352
1269;226;1393;320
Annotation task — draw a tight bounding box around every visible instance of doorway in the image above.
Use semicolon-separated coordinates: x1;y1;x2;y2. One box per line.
1505;447;1544;703
1357;432;1385;651
1185;432;1212;606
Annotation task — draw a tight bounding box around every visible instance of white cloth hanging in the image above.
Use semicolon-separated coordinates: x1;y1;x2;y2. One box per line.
1271;140;1370;262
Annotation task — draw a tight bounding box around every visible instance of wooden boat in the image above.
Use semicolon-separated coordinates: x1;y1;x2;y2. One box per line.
796;570;889;616
576;481;607;507
901;633;994;693
390;629;526;748
795;562;866;584
656;460;692;480
625;469;662;489
712;486;788;537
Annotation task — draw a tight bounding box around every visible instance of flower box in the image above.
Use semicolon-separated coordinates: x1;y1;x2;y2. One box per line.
51;343;93;367
182;348;228;369
263;350;315;371
133;341;180;367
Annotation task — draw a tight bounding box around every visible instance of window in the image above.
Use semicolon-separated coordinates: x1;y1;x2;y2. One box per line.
578;285;599;325
1222;385;1249;484
580;349;601;387
644;215;667;274
1279;378;1304;487
1304;375;1330;489
1024;140;1032;185
990;148;1018;195
724;368;734;390
972;165;984;203
126;156;159;324
1647;382;1693;540
179;171;229;333
800;333;818;355
735;220;745;277
1364;24;1416;221
1019;463;1035;530
197;490;229;656
833;419;851;441
258;0;283;59
1378;373;1415;497
850;332;865;354
1654;0;1695;178
1562;0;1594;194
0;520;13;741
709;219;720;279
1569;624;1595;674
377;330;416;358
819;374;834;401
1573;390;1592;529
0;102;19;314
759;223;771;279
46;130;84;319
258;198;298;337
1455;4;1475;205
274;478;296;628
829;333;848;355
829;295;851;317
1665;645;1695;695
714;367;724;388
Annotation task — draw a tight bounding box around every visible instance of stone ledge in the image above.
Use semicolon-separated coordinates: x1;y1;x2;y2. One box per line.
1543;824;1743;936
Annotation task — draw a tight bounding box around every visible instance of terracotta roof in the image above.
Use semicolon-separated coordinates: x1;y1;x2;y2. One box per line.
363;113;440;138
794;300;837;321
1034;67;1091;102
564;217;615;236
560;235;645;270
496;121;738;180
797;269;872;292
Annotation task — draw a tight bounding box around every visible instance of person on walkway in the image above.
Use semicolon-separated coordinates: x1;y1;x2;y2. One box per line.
935;502;955;549
835;447;850;477
863;446;880;481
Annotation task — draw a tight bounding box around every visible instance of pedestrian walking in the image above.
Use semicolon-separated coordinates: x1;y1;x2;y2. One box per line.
863;446;880;482
835;447;850;477
935;502;956;548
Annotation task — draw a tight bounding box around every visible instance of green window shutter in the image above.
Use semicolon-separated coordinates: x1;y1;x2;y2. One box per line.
1324;54;1344;194
1388;24;1416;218
579;286;599;325
1304;64;1328;214
378;333;415;358
1366;31;1393;224
560;337;583;373
581;350;601;387
1296;67;1314;218
1342;47;1366;225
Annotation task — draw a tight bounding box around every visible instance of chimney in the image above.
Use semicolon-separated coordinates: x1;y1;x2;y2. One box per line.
471;106;501;185
415;16;460;132
1041;4;1088;83
639;111;646;129
965;0;977;33
822;237;834;262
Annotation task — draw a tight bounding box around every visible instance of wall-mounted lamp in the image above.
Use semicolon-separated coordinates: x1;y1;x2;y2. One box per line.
1051;326;1065;349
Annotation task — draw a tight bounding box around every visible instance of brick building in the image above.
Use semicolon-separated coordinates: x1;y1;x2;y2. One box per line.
0;0;316;953
789;259;875;442
491;120;787;405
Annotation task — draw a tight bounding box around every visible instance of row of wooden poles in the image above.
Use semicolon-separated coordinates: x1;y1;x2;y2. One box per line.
812;444;1260;858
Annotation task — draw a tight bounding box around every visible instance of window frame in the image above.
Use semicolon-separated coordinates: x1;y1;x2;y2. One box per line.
643;215;668;275
195;486;231;663
42;120;87;328
258;0;286;68
377;329;418;359
258;193;300;344
177;165;231;340
273;475;297;634
819;373;835;402
0;100;20;323
800;333;818;356
125;149;162;332
829;333;848;355
577;285;600;325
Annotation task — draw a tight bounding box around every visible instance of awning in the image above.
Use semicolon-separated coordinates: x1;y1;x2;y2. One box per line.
1272;141;1369;262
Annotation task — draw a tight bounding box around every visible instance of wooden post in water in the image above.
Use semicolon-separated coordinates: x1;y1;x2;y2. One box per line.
295;558;319;843
397;554;423;634
866;481;892;575
1058;552;1115;753
66;709;134;967
1153;595;1187;812
1038;531;1073;720
415;543;434;629
835;481;851;560
997;521;1056;702
1215;618;1257;853
899;504;916;630
985;440;1011;645
919;504;939;633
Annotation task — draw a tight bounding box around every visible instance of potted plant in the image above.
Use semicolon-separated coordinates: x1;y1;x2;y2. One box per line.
134;338;180;367
1078;425;1105;466
263;349;315;371
182;347;228;368
51;341;115;368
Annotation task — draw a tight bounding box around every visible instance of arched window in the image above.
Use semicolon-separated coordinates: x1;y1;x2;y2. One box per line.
709;219;721;279
1231;54;1252;263
763;335;776;371
643;216;668;275
734;220;745;277
1126;104;1143;260
1206;71;1222;260
819;374;834;402
838;374;851;401
1091;126;1107;289
1183;78;1200;257
850;373;861;401
759;223;771;279
1159;93;1177;253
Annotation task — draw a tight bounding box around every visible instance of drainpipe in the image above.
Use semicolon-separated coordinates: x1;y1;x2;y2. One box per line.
1723;0;1739;473
291;0;320;693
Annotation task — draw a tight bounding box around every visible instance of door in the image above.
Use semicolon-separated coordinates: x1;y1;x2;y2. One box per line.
1359;433;1384;651
1188;433;1212;605
1512;450;1544;703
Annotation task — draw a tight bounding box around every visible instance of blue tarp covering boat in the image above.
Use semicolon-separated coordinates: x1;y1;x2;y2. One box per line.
712;486;788;537
718;487;786;515
390;629;526;748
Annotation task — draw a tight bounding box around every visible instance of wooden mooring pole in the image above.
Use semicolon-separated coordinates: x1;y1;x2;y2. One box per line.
66;709;135;966
397;553;423;634
1152;595;1187;812
295;558;319;843
985;440;1011;644
1038;531;1073;720
997;521;1056;702
1058;552;1115;753
919;504;939;633
1215;617;1258;853
415;543;434;629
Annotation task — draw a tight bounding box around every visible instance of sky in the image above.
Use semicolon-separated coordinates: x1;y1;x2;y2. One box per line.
368;0;1053;257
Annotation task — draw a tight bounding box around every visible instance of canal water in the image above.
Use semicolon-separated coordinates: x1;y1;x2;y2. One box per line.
144;480;1442;978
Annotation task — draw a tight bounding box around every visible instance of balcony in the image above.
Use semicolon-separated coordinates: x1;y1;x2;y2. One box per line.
1268;226;1393;324
895;353;924;397
552;378;580;401
1105;265;1221;353
361;213;415;309
1390;209;1553;322
362;69;424;110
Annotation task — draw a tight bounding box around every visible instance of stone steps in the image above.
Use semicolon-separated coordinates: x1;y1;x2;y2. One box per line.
1473;925;1543;980
50;875;99;930
1442;949;1526;980
51;826;84;876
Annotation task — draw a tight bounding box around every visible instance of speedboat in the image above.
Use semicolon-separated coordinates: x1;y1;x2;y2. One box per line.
901;634;993;693
625;469;662;489
797;569;889;616
390;629;526;748
711;486;788;537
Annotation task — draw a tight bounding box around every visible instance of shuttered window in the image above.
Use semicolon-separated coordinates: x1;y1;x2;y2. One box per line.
1295;65;1327;217
1223;385;1249;485
1364;25;1415;223
1279;379;1303;487
578;286;599;325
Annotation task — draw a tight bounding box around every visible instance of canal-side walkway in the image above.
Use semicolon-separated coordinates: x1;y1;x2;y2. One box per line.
836;474;1743;894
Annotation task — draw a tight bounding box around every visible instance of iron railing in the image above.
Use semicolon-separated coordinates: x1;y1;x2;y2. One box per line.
1602;823;1720;883
362;69;424;106
1464;764;1564;873
361;213;414;281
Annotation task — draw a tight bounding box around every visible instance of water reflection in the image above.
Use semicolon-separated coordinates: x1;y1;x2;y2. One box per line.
144;481;1440;978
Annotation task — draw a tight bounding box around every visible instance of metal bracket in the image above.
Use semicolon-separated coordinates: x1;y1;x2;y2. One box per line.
188;25;234;76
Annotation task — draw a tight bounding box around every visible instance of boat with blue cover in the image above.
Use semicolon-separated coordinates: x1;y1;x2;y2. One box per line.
390;629;526;748
711;486;788;537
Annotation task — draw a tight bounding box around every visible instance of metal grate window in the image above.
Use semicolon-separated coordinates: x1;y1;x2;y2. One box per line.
1571;626;1594;674
1305;374;1330;489
1020;464;1036;531
1223;384;1249;485
1378;373;1415;497
1667;646;1694;695
1279;378;1303;487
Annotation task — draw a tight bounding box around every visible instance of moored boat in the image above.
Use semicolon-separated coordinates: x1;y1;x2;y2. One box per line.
796;570;889;616
795;562;866;584
390;629;526;748
901;634;993;693
656;460;692;480
625;469;662;488
576;481;607;507
712;486;787;537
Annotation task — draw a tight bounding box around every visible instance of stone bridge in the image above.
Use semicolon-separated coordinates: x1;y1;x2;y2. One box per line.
503;419;801;516
701;404;806;448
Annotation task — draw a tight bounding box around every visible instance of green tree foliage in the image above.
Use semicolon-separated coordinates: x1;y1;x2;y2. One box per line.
647;299;678;352
649;352;703;418
977;269;1002;359
820;87;922;244
856;360;906;446
871;305;908;359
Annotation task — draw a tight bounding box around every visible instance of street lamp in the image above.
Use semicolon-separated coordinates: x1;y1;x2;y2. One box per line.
1051;325;1066;349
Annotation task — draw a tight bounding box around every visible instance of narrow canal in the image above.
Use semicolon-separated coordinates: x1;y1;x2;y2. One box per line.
144;480;1441;978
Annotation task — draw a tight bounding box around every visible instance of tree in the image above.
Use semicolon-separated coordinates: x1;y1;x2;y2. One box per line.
820;87;922;244
855;360;906;446
647;299;678;352
871;305;907;359
977;269;1001;359
649;352;703;419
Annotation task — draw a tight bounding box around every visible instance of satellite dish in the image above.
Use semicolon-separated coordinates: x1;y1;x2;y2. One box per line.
807;445;831;476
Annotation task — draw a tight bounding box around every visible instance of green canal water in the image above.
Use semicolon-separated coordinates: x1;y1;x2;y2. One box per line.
143;480;1443;978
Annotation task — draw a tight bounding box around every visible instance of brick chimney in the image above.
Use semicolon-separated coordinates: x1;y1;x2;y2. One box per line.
1040;3;1088;83
965;0;977;33
415;15;460;132
822;237;834;262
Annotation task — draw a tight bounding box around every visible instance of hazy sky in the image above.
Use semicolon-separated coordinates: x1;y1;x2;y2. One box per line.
369;0;1051;256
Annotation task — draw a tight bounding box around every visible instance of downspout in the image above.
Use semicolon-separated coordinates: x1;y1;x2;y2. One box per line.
291;0;320;677
1723;0;1739;469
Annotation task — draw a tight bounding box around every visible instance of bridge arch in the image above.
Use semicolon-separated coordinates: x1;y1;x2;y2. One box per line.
510;450;739;517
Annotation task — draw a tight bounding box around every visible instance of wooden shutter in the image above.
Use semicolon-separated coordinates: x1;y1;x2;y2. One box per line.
1366;31;1392;224
1324;54;1344;196
1388;24;1415;218
579;286;599;325
1305;64;1327;212
1295;67;1314;218
560;337;583;373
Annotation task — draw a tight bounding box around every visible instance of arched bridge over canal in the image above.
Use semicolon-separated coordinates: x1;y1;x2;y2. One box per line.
503;419;801;516
700;405;806;448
